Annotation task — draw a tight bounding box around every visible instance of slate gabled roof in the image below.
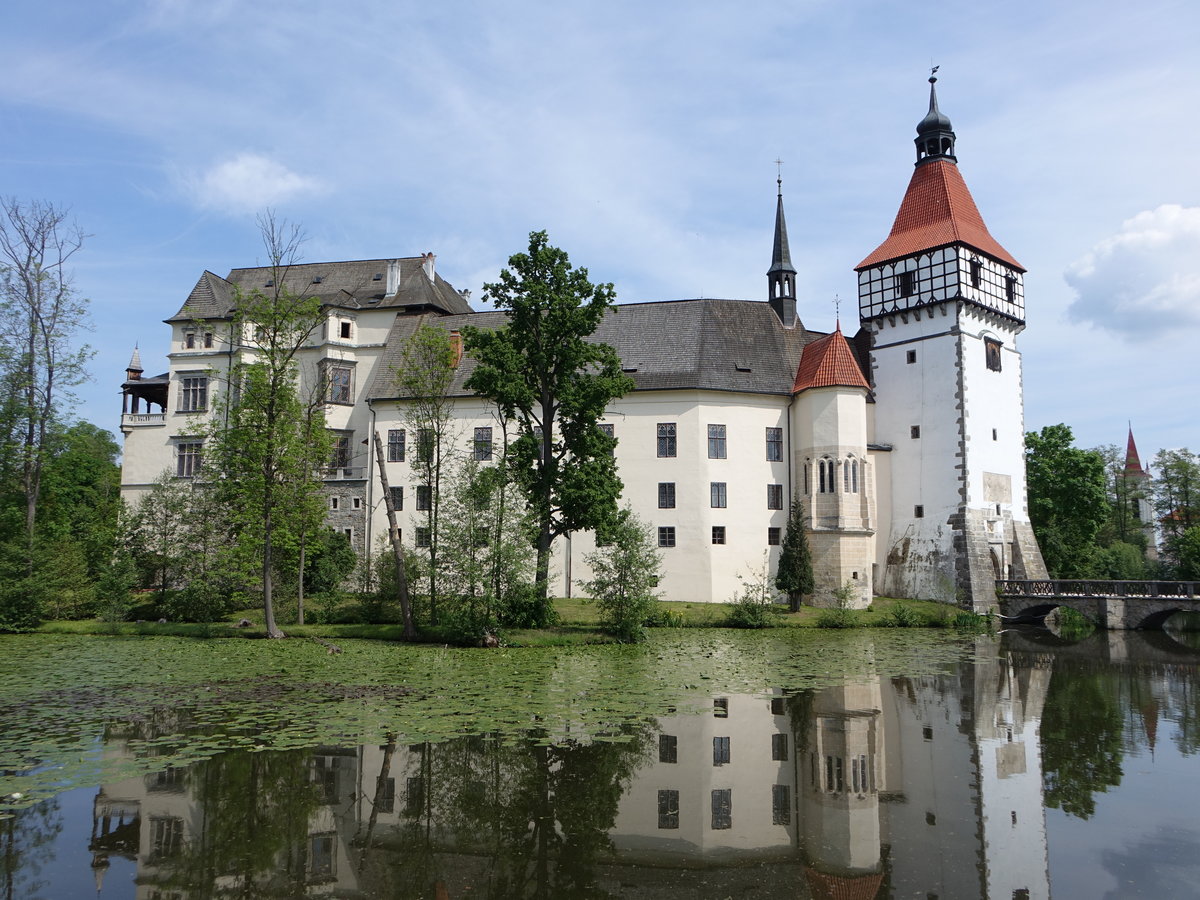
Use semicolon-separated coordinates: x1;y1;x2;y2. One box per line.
367;299;861;403
167;270;237;322
168;257;472;322
856;158;1023;271
792;326;871;393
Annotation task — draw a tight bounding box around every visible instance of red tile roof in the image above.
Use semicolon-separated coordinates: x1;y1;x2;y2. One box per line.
856;159;1023;271
793;325;870;393
805;868;884;900
1125;427;1147;475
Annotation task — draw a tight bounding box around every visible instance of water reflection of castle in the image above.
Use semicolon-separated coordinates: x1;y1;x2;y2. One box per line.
87;644;1052;899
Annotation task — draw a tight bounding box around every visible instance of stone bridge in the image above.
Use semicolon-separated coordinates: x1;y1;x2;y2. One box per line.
995;579;1200;630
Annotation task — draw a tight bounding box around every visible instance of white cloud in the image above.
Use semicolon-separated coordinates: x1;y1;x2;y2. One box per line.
1065;204;1200;339
184;153;322;215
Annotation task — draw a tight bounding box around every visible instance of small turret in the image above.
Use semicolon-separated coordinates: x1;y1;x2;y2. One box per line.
125;346;143;382
915;72;956;164
767;177;798;328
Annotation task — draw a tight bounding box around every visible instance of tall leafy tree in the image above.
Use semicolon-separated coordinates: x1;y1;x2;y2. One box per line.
1025;424;1108;578
464;231;634;623
1152;448;1200;569
204;216;330;637
775;497;814;611
0;199;91;575
395;322;459;624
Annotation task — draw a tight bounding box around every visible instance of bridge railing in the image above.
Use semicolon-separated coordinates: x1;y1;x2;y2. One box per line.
996;579;1199;599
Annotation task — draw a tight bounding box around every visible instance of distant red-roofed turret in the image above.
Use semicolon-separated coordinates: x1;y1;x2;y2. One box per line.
792;324;870;394
1125;426;1148;476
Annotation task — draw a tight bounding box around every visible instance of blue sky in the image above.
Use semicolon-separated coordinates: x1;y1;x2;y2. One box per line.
4;0;1199;461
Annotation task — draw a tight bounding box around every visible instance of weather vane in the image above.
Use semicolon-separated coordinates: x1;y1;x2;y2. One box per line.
833;294;842;324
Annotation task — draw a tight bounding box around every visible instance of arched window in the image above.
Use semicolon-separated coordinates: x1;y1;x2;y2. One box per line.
844;457;859;493
804;459;810;495
819;457;835;494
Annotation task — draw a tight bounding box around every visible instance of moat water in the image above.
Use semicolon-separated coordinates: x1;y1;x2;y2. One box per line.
2;627;1198;899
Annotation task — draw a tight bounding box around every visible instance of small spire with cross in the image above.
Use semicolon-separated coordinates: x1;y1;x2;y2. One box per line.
775;158;784;194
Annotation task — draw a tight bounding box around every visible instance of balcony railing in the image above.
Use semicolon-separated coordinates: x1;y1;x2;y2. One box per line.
122;413;166;427
322;466;366;481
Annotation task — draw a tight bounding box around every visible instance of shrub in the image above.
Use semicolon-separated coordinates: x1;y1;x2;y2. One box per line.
884;602;920;628
583;509;662;643
816;607;855;628
723;554;783;629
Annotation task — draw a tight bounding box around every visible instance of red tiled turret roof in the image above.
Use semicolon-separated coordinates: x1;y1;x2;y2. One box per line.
856;158;1023;271
793;325;870;393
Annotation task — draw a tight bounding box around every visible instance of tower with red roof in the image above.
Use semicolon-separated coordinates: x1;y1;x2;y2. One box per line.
1123;426;1159;559
853;75;1047;609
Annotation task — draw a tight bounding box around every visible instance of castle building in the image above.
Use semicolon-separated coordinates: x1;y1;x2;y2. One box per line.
119;79;1045;611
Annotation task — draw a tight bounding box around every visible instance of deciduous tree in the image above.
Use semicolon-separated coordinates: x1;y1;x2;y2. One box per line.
1025;424;1107;578
464;231;634;624
583;507;661;643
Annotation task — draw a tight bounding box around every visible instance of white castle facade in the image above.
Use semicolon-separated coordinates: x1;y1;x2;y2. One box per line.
119;79;1046;611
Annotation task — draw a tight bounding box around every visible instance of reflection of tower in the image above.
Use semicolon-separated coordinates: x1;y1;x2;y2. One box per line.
881;637;1052;899
974;654;1052;900
799;682;885;897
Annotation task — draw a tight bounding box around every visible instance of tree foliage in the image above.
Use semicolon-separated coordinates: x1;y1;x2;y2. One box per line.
1025;424;1108;577
583;507;662;643
775;497;814;611
464;231;634;624
203;216;330;636
1152;448;1200;570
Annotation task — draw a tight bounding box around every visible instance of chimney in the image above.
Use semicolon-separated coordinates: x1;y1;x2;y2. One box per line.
385;260;401;297
421;251;436;283
449;330;463;367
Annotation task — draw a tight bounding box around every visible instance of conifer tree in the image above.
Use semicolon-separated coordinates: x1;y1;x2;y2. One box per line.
775;497;814;611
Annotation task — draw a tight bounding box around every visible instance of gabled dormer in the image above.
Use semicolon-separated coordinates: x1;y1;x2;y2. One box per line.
855;76;1026;325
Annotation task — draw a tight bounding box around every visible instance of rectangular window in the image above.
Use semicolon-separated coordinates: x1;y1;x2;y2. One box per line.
658;789;680;829
710;482;727;509
339;320;352;340
771;697;785;716
906;349;917;364
150;816;184;859
771;733;789;761
204;332;213;349
179;376;208;412
329;496;339;511
389;486;404;511
658;482;676;509
970;259;982;288
184;332;195;349
768;527;781;546
772;784;791;826
986;338;1003;372
330;434;351;470
713;698;729;718
176;442;203;477
711;789;732;830
352;497;361;510
474;426;493;461
416;485;432;511
415;527;431;548
378;777;396;814
765;427;783;461
1005;275;1016;303
325;364;354;404
915;505;925;518
658;526;676;548
387;429;406;462
895;270;915;298
598;423;615;456
707;424;727;459
911;425;921;439
657;422;676;458
767;484;784;509
711;526;726;545
659;734;678;764
416;428;434;464
405;776;424;814
713;736;731;766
